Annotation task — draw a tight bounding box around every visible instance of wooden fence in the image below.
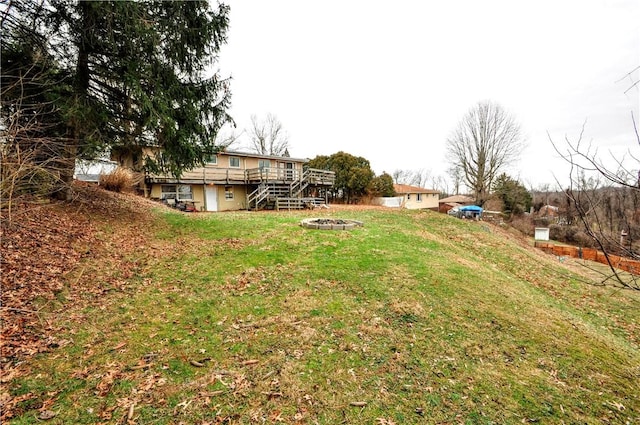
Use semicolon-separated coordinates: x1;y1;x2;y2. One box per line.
534;242;640;275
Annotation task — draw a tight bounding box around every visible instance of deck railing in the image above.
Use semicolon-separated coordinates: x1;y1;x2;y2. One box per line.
247;184;270;210
147;166;335;186
245;167;335;185
245;167;300;182
147;167;246;183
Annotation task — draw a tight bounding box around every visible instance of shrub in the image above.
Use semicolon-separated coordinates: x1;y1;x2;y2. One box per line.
533;217;550;227
549;224;572;243
99;168;141;193
547;224;596;248
573;230;596;248
509;214;534;237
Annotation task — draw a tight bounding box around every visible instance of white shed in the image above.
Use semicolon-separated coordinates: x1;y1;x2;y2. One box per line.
534;227;550;241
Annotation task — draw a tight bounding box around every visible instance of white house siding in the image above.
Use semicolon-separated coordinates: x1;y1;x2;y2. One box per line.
403;192;439;209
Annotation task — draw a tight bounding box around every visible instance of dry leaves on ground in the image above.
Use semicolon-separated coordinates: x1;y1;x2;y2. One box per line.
0;184;163;420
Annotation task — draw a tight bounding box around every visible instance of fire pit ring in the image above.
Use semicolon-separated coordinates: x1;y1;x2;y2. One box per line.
300;218;363;230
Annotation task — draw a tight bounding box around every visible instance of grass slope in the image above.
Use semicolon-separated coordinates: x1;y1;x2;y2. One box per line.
5;201;640;424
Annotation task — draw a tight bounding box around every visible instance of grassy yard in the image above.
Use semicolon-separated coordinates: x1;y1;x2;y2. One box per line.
6;205;640;424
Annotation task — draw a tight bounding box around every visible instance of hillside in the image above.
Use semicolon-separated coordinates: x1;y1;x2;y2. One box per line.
1;187;639;424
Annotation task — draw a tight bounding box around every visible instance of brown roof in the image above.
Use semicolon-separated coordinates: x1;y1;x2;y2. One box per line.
439;195;474;204
222;149;308;163
393;184;439;194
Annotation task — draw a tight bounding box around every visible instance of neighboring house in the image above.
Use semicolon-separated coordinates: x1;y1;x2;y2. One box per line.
371;196;403;208
393;184;440;210
74;158;118;183
113;149;335;211
438;194;474;214
538;204;559;219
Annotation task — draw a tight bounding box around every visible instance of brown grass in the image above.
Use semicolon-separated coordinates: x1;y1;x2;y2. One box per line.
99;167;142;192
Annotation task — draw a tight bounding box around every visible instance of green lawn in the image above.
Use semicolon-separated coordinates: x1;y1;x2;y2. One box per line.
8;207;640;424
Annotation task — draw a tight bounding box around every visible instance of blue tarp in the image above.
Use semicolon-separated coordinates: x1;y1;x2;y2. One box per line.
459;205;483;212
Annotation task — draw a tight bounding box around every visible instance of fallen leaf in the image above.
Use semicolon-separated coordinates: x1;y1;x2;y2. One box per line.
111;342;127;351
38;410;57;420
349;401;367;407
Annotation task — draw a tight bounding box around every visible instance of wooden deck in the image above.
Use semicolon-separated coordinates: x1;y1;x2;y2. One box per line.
146;166;335;211
147;167;334;186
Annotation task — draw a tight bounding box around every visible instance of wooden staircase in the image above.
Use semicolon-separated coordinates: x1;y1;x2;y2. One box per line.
246;168;334;211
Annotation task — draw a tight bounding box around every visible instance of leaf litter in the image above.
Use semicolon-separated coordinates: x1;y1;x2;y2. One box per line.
0;184;162;420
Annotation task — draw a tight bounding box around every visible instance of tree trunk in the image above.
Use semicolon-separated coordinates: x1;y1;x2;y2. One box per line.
54;2;92;201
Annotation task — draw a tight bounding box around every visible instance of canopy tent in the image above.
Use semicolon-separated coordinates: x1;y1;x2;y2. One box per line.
459;205;483;212
455;204;483;220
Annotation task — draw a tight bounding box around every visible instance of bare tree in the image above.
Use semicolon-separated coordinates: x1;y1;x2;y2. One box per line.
429;174;450;196
551;117;640;291
617;65;640;95
392;168;448;194
247;113;290;156
391;169;411;184
214;122;243;150
446;101;524;206
392;169;431;187
448;165;463;195
410;169;432;188
1;29;72;219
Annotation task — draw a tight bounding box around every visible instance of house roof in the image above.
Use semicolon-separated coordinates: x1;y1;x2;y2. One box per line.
439;195;474;204
74;173;101;183
221;150;308;163
393;184;439;194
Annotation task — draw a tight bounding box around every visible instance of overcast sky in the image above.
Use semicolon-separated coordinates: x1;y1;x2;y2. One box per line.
217;0;639;189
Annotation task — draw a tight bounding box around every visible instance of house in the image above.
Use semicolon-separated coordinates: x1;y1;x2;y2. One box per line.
538;204;559;219
114;149;335;211
74;158;118;183
393;184;440;210
438;194;474;214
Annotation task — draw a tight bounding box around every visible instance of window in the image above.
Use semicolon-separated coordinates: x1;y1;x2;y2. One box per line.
225;186;234;200
285;162;294;179
161;184;193;200
178;185;193;200
258;159;271;169
206;154;217;165
229;157;240;168
417;193;422;202
161;185;177;199
407;194;411;200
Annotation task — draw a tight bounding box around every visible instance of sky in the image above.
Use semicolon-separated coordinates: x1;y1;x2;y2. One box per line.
216;0;639;190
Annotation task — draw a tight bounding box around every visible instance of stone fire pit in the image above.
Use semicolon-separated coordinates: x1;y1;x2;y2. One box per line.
300;218;364;230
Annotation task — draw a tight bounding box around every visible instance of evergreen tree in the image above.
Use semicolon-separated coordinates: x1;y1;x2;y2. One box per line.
1;0;232;199
370;173;396;197
492;173;532;217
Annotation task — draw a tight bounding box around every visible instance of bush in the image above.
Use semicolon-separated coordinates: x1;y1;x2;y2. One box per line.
533;217;550;227
509;214;534;237
548;224;596;248
573;230;596;248
1;153;62;211
99;168;141;193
